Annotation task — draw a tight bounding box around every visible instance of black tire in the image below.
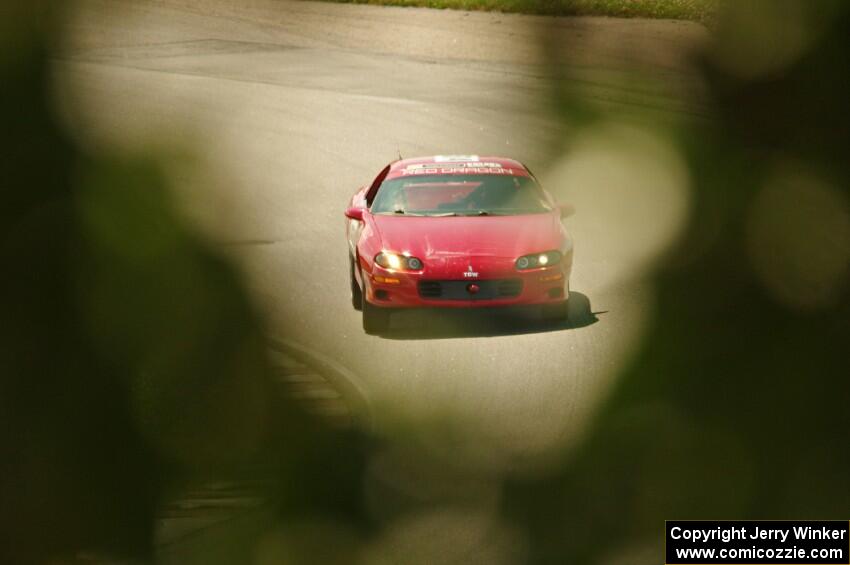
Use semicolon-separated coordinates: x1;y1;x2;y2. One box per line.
362;294;390;334
541;300;569;323
350;255;363;311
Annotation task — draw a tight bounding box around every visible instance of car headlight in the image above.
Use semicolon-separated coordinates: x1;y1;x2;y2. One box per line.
516;251;561;270
375;252;424;271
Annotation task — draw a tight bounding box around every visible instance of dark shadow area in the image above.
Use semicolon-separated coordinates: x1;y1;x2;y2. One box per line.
0;6;372;564
380;291;600;340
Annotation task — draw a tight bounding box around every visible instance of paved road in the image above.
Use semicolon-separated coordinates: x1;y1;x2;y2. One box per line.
58;0;707;468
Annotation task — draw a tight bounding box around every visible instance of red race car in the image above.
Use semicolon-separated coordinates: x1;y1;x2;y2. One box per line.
345;155;574;334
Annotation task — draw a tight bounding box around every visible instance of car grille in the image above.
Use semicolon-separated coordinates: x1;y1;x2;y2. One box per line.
497;279;522;297
418;281;443;298
417;279;523;300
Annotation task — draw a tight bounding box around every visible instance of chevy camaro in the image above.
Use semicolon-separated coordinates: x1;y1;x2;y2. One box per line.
344;155;574;334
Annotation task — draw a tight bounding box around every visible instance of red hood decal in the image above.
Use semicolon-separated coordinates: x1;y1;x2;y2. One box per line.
370;213;562;259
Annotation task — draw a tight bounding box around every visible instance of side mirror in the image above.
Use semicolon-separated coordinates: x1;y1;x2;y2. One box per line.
345;206;365;221
558;203;575;219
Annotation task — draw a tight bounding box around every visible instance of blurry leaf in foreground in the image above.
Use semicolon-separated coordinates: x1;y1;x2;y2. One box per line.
75;157;271;467
746;164;850;311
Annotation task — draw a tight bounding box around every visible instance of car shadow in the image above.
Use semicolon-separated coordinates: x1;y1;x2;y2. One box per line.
379;291;603;340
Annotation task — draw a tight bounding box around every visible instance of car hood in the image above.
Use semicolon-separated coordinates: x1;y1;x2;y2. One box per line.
370;212;563;259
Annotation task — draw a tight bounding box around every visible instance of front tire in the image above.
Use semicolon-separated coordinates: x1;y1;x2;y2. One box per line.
350;255;363;311
362;296;390;334
541;300;569;324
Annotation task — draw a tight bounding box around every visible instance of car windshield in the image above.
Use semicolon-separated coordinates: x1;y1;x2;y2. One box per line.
370;174;552;216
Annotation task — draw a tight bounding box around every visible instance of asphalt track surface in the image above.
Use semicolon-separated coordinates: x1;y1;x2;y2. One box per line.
58;0;708;467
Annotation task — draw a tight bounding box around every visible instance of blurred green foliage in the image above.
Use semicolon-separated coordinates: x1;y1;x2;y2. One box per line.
503;1;850;563
0;4;371;564
1;1;848;564
325;0;718;22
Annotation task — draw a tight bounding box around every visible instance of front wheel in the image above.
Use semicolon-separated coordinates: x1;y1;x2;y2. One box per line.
362;293;390;334
350;255;362;311
541;300;569;324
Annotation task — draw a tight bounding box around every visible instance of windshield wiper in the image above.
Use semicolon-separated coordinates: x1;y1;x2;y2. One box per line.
429;212;458;217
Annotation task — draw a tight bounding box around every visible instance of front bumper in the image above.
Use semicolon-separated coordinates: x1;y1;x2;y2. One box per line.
364;264;570;309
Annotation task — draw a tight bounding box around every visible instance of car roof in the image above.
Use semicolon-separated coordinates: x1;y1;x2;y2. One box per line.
385;155;530;180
